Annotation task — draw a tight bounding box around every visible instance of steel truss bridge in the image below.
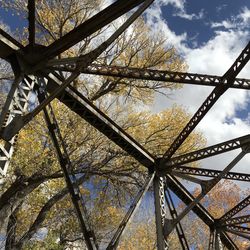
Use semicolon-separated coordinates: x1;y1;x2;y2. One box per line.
0;0;249;249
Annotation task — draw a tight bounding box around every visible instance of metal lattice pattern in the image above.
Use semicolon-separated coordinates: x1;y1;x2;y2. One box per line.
0;0;249;249
0;76;35;175
49;62;250;90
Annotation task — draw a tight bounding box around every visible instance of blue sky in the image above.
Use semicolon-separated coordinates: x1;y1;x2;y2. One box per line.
161;0;250;47
0;7;26;30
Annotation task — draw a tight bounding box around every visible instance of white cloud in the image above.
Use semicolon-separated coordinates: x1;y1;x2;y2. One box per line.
211;6;250;31
240;6;250;24
146;4;188;53
158;0;205;21
216;4;227;13
158;0;185;10
173;9;205;21
211;20;235;29
184;30;249;75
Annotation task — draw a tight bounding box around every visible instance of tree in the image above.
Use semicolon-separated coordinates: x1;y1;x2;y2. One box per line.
0;0;205;249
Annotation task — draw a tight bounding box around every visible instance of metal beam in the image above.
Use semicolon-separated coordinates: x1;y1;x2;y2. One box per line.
0;2;248;248
166;175;214;226
48;63;250;91
154;176;168;250
208;230;214;250
221;215;250;226
0;74;240;249
28;0;36;46
163;135;250;167
215;232;223;250
224;225;250;235
224;228;250;241
166;166;250;182
219;232;239;250
164;187;189;249
45;74;156;170
33;0;147;64
219;195;250;222
0;29;22;59
43;79;236;248
161;42;250;161
0;74;237;248
166;175;237;249
107;173;155;249
0;76;35;175
37;85;98;249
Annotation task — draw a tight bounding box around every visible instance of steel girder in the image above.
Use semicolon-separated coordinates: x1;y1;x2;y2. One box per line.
154;176;169;250
35;0;147;64
48;62;250;90
0;0;154;141
44;73;243;248
37;85;98;249
165;175;239;249
0;1;249;249
161;42;250;161
0;76;35;175
221;215;250;226
168;166;250;182
164;186;189;249
164;135;250;167
219;195;250;222
0;29;23;59
45;73;156;170
225;229;250;241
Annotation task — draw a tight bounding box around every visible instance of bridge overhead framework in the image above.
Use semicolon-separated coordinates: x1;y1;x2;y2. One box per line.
0;0;249;249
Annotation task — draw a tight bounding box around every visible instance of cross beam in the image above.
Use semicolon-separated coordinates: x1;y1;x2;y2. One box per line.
161;166;250;182
33;0;147;65
36;83;99;249
48;62;250;90
164;187;189;249
161;42;250;161
163;135;250;167
221;215;250;226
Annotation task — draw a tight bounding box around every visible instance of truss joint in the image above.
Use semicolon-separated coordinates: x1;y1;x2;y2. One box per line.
241;143;250;154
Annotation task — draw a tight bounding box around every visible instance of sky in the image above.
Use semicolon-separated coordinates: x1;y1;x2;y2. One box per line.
144;0;250;182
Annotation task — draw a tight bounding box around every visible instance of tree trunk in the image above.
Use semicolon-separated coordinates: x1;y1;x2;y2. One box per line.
0;175;45;245
5;203;22;250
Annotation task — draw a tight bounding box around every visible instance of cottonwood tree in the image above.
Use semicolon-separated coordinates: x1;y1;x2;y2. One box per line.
0;0;205;249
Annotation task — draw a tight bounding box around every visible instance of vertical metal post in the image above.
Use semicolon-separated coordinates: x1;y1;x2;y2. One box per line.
164;187;189;249
215;231;223;250
36;78;98;250
208;230;215;250
154;175;168;250
28;0;36;46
